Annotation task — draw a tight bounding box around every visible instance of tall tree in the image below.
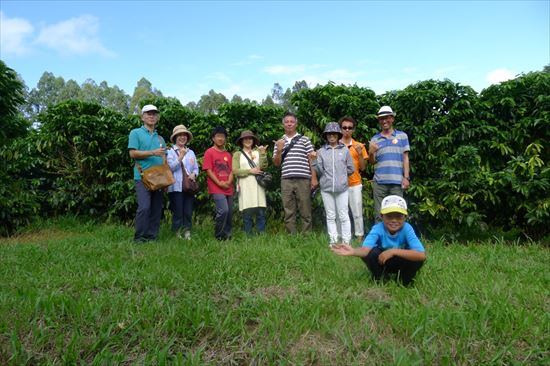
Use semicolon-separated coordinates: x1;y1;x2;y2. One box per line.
292;80;309;93
0;60;29;142
129;77;163;114
26;71;66;116
59;79;82;100
196;89;228;114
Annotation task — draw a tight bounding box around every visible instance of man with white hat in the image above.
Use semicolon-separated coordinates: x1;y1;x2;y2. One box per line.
368;106;410;221
128;104;167;243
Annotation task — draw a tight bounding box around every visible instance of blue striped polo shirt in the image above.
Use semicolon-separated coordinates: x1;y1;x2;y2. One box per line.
370;129;410;185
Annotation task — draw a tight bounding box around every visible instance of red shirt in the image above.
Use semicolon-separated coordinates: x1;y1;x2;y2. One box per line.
202;147;234;195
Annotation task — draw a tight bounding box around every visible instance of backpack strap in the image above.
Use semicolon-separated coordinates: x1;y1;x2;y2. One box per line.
135;133;167;174
281;134;301;163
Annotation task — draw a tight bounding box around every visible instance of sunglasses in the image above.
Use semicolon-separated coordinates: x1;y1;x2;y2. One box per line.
341;126;354;131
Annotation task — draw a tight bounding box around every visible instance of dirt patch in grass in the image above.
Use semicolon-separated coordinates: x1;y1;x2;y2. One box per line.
250;286;297;300
193;334;255;365
359;287;392;303
289;331;340;364
0;229;78;245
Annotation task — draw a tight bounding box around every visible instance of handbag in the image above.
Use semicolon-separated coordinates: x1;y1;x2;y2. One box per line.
137;159;175;191
255;171;273;188
135;136;175;191
182;162;199;194
241;150;272;188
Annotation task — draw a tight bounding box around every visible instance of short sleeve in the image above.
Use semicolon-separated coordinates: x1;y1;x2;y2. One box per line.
128;129;139;150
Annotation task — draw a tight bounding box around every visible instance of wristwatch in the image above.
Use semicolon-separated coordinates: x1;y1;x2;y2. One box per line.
404;176;411;181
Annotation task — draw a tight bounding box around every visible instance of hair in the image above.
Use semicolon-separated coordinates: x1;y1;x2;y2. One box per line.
338;116;356;128
282;111;297;122
211;126;228;138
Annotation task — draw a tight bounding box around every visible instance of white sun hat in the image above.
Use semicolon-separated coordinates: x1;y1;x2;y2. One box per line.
380;195;408;215
141;104;159;114
377;106;396;118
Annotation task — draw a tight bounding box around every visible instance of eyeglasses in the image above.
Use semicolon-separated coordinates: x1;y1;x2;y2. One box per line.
341;126;354;131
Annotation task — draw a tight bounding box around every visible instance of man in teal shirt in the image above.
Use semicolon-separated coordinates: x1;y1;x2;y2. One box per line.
128;104;167;243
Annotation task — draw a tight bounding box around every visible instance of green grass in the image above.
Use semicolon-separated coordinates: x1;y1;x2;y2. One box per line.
1;217;549;365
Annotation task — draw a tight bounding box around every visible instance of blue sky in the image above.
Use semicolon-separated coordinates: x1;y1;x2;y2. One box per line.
1;0;549;104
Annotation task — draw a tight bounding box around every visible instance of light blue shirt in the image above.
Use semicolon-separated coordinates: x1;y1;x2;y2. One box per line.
362;222;425;252
166;146;200;193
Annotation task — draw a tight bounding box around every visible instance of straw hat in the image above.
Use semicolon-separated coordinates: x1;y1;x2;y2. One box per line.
170;125;193;143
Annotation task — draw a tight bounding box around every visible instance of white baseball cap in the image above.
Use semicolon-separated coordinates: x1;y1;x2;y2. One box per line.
141;104;159;114
380;195;408;215
377;106;396;118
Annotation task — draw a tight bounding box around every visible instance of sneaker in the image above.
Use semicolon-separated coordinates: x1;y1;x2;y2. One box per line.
183;231;191;240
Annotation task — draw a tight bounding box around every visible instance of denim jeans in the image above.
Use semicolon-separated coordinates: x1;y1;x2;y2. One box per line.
242;207;266;235
134;180;163;241
212;194;233;240
168;191;194;233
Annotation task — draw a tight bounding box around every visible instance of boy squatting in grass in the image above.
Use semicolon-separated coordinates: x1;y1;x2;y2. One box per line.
331;195;426;286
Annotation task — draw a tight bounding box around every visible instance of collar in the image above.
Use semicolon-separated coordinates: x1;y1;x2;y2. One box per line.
376;130;397;139
323;143;345;150
140;125;157;135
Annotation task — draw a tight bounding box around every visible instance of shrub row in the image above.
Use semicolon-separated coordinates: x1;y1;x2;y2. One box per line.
1;71;549;238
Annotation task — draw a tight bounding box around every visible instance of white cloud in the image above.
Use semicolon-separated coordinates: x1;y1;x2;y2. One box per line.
0;12;34;56
263;64;306;75
206;72;231;82
35;15;114;56
233;54;263;66
486;68;515;84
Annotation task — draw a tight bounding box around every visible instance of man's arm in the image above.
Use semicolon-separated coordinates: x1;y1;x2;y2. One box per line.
401;151;410;189
272;139;285;167
206;169;227;189
355;143;367;171
368;141;378;165
129;148;164;159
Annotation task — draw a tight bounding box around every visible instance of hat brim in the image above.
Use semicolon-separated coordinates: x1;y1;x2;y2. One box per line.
380;207;408;215
171;131;193;143
236;135;259;146
323;132;343;139
377;113;396;118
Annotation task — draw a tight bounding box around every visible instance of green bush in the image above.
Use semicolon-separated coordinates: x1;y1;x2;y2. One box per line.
2;70;549;238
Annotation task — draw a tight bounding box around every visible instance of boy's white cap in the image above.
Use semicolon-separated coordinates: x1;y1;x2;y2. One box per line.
141;104;159;113
380;195;408;215
377;105;396;118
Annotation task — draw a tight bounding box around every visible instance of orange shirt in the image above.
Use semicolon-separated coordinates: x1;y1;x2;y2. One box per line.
345;138;368;187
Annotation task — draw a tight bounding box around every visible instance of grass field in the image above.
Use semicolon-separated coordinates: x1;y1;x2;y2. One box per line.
1;218;549;365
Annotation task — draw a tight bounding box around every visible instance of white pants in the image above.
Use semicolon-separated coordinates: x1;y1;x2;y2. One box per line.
348;184;364;237
321;190;351;244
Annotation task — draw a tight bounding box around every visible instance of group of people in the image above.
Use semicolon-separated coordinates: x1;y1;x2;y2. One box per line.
128;104;425;285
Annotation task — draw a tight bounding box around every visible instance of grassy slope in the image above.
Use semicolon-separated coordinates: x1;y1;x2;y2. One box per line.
0;219;549;365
